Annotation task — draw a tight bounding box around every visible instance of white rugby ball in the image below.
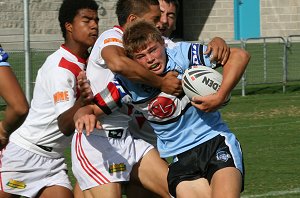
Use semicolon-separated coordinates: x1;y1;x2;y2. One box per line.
182;66;230;106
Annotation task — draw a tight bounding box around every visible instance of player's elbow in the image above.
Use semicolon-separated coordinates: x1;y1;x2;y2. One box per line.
231;48;251;67
13;104;29;121
58;124;74;137
237;48;251;65
57;117;75;136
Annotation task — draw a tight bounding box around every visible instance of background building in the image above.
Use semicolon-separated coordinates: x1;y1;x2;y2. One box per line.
0;0;299;48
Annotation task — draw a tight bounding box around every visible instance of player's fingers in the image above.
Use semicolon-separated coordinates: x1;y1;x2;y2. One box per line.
221;48;230;65
204;44;212;55
96;121;102;130
75;120;82;133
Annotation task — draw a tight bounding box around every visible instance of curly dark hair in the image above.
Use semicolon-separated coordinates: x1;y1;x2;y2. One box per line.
59;0;99;39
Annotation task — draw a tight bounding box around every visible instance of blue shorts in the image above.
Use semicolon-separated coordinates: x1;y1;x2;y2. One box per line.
167;134;244;197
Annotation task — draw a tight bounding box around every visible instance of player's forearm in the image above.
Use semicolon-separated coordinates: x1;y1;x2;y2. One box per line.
1;104;28;133
58;100;82;136
218;48;250;98
0;68;29;133
74;104;96;122
107;56;163;88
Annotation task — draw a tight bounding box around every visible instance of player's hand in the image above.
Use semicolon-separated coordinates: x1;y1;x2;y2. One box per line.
77;71;93;106
205;37;230;65
160;71;183;96
0;122;9;150
75;114;102;136
191;92;226;112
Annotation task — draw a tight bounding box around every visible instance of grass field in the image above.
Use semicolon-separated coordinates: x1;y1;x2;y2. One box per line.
60;85;300;198
221;89;300;198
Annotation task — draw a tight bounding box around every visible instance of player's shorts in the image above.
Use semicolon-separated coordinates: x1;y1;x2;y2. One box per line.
72;130;154;190
0;142;72;197
167;133;244;197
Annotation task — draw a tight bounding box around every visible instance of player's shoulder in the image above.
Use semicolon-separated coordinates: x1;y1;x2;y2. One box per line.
40;47;79;75
99;27;122;42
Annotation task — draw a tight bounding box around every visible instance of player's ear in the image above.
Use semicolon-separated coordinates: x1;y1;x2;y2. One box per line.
65;22;73;34
127;14;137;23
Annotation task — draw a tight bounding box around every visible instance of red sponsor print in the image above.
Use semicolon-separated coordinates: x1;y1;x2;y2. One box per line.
148;96;176;118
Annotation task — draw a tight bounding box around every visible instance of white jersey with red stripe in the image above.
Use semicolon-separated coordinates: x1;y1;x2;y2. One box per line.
72;26;154;189
9;45;86;158
86;26;131;132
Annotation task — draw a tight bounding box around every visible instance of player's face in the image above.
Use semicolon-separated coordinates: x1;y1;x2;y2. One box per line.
132;40;166;75
139;5;161;26
158;0;177;37
69;9;99;49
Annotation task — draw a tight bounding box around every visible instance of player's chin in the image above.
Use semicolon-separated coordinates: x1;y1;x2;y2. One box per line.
85;38;97;46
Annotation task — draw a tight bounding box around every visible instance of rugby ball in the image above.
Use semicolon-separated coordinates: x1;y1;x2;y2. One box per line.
182;66;230;106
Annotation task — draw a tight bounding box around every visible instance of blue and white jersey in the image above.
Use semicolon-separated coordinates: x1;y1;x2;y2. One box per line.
0;47;10;67
94;42;231;158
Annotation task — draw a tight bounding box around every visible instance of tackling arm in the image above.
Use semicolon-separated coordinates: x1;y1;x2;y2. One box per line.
102;45;182;96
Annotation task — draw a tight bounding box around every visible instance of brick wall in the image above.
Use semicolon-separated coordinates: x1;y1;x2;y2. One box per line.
260;0;300;37
0;0;118;50
0;0;299;49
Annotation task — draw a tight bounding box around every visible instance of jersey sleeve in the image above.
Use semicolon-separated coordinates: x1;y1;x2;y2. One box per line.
166;42;217;73
188;43;217;68
86;28;123;95
0;47;10;66
45;66;78;117
93;79;131;115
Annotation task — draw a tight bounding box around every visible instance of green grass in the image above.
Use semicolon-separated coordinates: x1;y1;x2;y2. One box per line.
61;86;300;198
221;91;300;197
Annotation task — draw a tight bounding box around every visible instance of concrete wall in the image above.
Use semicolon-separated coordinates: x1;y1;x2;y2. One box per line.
260;0;300;37
0;0;299;49
182;0;300;41
0;0;118;50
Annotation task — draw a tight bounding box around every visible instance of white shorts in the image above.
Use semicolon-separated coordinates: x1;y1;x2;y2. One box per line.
72;131;153;190
0;142;72;198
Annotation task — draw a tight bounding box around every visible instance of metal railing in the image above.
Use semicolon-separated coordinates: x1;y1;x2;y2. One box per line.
1;35;300;106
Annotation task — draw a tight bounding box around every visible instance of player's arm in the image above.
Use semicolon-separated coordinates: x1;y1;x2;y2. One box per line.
192;48;250;112
57;99;84;136
102;45;182;96
58;70;95;136
74;104;102;135
0;47;29;148
205;37;230;65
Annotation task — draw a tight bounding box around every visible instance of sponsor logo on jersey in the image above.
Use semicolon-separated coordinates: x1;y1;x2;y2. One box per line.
216;148;231;162
104;37;123;44
108;163;126;173
53;91;69;104
6;179;26;189
148;96;176;118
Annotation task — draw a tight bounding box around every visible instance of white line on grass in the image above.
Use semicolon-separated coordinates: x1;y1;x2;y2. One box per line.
242;188;300;198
